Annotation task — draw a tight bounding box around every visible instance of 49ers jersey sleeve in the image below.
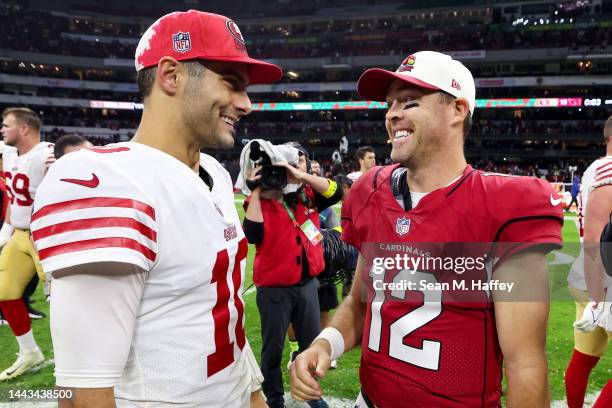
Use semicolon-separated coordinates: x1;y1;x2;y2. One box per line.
31;150;158;274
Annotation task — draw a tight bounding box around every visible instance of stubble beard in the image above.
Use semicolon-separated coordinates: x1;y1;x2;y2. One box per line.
180;89;234;150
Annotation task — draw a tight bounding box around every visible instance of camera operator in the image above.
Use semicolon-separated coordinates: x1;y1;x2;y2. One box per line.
243;142;342;408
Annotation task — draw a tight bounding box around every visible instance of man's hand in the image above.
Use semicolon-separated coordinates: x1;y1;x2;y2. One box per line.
289;340;331;402
246;165;263;192
282;163;307;184
574;301;605;332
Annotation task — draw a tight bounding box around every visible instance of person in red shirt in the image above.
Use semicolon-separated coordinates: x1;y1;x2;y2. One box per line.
289;51;563;407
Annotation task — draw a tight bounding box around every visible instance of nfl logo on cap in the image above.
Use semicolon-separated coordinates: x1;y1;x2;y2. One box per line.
172;32;191;53
395;217;411;236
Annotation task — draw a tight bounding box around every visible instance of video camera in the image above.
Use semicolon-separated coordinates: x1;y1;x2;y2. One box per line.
249;141;288;190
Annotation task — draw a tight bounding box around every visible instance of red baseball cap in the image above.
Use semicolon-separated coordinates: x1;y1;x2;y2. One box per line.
135;10;282;84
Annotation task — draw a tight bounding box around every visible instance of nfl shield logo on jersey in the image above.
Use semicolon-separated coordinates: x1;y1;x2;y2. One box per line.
395;217;411;236
172;32;191;53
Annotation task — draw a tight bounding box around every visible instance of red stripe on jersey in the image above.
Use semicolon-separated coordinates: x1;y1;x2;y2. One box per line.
32;197;155;222
38;237;156;262
89;146;130;154
595;168;612;182
32;217;157;242
596;161;612;173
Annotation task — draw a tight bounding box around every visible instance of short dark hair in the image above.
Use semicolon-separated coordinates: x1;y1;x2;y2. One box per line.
2;107;42;132
437;92;472;138
54;134;89;159
137;60;206;99
334;174;353;189
355;146;374;161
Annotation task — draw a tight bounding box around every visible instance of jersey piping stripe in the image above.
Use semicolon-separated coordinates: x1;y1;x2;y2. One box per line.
32;217;157;242
595;160;612;173
38;237;156;262
32;197;155;222
595;168;612;182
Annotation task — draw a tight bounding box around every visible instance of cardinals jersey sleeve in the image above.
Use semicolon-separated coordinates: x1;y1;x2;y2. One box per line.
31;148;158;274
483;173;564;260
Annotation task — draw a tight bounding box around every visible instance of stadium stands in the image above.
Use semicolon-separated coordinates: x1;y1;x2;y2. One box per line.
1;0;611;182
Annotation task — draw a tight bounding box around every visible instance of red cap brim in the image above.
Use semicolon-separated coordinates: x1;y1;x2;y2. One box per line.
357;68;440;101
202;55;283;85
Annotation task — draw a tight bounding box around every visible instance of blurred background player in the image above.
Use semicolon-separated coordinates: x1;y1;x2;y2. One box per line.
0;107;54;381
566;114;612;408
347;146;376;182
53;134;93;159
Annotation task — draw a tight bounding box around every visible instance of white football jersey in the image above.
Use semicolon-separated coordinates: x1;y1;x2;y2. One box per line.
568;155;612;290
347;171;362;182
3;142;54;229
31;142;251;406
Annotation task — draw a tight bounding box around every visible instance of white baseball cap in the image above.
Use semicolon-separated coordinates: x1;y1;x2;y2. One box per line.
357;51;476;116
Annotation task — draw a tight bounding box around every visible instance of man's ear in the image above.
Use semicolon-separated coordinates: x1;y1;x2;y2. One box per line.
453;98;470;126
156;57;182;96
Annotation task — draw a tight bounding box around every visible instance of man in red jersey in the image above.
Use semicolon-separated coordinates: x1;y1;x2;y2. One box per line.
289;51;563;407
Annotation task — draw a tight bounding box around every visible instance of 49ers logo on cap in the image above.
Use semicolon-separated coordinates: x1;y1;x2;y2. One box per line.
226;20;245;44
397;55;416;73
172;32;191;53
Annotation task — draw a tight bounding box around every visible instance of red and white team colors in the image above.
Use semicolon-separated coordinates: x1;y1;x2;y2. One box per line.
3;142;54;229
31;143;253;407
568;156;612;293
342;164;563;408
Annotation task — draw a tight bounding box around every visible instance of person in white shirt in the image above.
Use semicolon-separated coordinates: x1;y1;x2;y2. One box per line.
565;114;612;408
0;107;54;381
31;9;282;408
346;146;376;181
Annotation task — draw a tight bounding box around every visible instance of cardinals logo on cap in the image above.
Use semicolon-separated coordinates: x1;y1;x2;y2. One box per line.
226;20;245;44
172;32;191;53
397;55;416;73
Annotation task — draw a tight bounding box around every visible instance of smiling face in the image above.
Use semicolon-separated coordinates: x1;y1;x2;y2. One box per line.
385;79;456;168
180;61;252;149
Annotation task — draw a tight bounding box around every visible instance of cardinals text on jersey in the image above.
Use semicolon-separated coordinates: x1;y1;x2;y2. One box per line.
31;143;251;406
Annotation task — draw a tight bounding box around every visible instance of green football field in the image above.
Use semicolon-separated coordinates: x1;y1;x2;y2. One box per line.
0;206;610;404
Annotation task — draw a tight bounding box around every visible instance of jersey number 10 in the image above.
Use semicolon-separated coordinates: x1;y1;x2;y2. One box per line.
207;238;248;377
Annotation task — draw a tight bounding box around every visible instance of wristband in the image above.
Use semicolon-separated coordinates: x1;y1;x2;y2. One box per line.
314;327;344;361
321;180;337;198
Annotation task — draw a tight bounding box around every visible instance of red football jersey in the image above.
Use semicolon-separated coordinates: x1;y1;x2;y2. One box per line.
341;164;563;408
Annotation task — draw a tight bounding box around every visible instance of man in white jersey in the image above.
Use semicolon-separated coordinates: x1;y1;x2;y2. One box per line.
31;10;282;408
565;114;612;408
0;107;53;380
